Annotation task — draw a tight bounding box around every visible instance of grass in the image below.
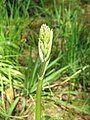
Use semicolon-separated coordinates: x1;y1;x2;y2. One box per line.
0;0;90;120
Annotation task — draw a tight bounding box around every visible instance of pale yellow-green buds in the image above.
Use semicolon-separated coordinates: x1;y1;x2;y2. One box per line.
38;24;53;62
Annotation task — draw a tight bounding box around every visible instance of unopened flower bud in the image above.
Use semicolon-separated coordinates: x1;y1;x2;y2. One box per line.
39;24;53;62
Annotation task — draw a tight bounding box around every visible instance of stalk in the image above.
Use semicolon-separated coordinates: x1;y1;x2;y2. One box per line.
36;77;43;120
36;61;49;120
35;24;53;120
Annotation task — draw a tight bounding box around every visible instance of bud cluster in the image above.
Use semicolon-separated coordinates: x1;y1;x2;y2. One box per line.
38;24;53;62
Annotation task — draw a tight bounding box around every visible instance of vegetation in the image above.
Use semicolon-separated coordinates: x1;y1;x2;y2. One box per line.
0;0;90;120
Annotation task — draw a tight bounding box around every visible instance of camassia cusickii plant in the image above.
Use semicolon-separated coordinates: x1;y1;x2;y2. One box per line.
36;24;53;120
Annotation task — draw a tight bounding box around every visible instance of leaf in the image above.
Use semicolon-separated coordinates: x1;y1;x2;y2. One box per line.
43;65;69;84
7;97;19;117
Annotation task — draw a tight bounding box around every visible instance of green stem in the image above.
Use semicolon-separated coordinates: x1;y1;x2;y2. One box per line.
36;78;43;120
35;60;49;120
